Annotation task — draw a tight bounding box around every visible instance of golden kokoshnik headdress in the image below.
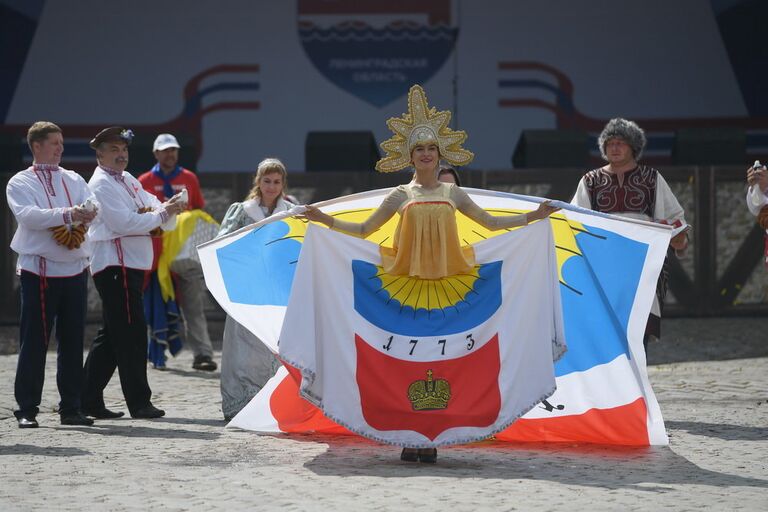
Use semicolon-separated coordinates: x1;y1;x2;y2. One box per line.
375;84;474;173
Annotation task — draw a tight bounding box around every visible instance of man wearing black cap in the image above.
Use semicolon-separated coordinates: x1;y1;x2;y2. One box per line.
6;121;97;428
82;126;185;419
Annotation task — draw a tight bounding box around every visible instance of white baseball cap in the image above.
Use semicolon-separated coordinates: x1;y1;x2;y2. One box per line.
153;133;180;151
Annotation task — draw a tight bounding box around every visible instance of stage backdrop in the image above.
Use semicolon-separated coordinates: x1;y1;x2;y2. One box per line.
1;0;764;171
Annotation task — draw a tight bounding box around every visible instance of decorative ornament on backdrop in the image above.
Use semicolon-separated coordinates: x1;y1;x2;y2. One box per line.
297;0;458;107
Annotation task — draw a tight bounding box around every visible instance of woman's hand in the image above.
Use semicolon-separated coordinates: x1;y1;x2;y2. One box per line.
297;204;334;227
528;200;560;222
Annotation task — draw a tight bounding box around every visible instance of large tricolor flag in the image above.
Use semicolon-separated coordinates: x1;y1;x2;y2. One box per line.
199;188;672;446
279;220;564;447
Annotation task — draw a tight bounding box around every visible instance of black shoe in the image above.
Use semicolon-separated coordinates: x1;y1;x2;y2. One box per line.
418;448;437;463
17;416;38;429
131;404;165;419
83;407;125;419
400;448;419;462
192;355;217;372
60;413;94;426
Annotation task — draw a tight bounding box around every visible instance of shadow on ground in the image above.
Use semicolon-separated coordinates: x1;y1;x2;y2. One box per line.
49;422;222;441
0;444;91;457
295;435;768;491
665;420;768;441
646;317;767;365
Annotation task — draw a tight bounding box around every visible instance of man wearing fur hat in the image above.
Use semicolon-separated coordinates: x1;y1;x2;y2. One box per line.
6;121;97;428
571;118;688;352
82;126;185;419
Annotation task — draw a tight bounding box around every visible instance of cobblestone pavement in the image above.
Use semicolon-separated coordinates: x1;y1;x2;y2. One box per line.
0;318;766;511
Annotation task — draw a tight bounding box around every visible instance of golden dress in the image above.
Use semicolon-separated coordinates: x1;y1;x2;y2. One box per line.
332;182;528;279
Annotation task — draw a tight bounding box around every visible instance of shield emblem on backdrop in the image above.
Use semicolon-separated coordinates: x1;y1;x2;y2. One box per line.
297;0;458;107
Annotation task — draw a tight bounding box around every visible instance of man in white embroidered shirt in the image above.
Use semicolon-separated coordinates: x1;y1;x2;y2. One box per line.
6;121;97;428
82;126;184;420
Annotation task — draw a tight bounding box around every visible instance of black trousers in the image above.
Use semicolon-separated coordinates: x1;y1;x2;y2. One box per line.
15;270;88;418
82;267;152;414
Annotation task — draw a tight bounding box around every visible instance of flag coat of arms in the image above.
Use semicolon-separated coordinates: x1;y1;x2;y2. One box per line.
198;188;672;446
277;221;564;447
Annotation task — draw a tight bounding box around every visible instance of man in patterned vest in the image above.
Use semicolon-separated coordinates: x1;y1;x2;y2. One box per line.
571;118;688;353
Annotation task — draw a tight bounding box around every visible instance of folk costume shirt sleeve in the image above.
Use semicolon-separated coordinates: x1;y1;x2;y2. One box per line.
8;173;73;228
746;184;768;217
137;184;177;232
451;185;528;229
93;178;169;236
217;197;295;238
217;202;248;237
653;174;686;226
331;186;407;237
6;167;92;276
87;167;176;274
570;177;592;209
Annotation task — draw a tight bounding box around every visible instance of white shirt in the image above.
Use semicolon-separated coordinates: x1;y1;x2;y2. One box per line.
88;166;176;274
6;165;92;277
746;184;767;234
242;197;294;222
571;170;687;226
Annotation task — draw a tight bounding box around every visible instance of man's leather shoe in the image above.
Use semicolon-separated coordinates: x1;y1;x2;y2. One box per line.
83;407;125;419
192;355;217;372
131;404;165;419
17;416;38;429
60;413;94;426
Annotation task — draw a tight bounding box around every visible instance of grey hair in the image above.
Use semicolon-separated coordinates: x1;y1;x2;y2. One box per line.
598;118;646;161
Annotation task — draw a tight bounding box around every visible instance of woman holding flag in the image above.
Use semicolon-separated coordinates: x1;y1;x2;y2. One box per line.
302;84;559;463
218;158;295;421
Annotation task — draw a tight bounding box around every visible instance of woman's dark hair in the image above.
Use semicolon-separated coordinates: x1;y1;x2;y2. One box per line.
438;165;461;186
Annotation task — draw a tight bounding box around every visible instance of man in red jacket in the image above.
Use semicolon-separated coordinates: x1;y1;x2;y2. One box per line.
138;134;216;371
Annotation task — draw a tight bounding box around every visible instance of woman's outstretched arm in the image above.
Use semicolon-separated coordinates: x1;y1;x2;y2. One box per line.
452;186;559;230
300;187;406;237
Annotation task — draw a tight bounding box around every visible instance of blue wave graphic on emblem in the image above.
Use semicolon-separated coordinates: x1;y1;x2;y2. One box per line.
216;221;301;306
300;23;457;42
299;23;457;107
352;260;502;336
556;225;648;377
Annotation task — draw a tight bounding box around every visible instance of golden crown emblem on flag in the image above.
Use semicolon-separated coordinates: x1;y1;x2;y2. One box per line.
407;369;451;411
